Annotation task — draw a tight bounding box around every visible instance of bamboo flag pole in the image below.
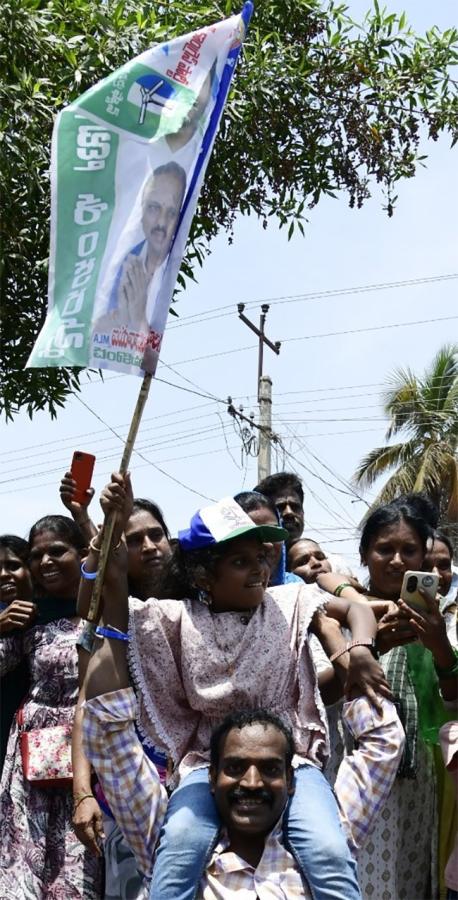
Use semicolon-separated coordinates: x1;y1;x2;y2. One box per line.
87;371;153;622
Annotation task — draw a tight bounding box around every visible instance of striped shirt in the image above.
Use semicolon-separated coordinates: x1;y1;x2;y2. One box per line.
83;692;404;898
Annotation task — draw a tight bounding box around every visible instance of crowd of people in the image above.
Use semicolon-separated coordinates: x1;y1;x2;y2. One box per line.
0;469;456;900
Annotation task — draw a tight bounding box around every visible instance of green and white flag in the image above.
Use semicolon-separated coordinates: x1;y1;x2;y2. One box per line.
27;4;253;376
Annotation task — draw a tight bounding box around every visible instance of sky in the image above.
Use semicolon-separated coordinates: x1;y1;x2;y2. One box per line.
2;0;457;571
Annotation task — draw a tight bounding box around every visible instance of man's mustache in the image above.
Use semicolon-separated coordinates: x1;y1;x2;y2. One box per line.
229;787;273;806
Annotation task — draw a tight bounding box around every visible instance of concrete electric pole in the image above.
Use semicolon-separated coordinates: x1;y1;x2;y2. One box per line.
258;375;272;481
237;304;280;480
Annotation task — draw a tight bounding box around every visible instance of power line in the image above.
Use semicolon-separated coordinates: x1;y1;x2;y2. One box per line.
0;423;231;482
0;413;224;469
230;373;458;400
158;360;224;403
2;369;455;463
275;427;358;512
73;394;216;503
1;409;451;478
294;432;369;508
275;419;365;528
0;399;217;458
0;444;240;499
265;417;451;426
284;448;356;534
165;315;458;367
166;273;458;330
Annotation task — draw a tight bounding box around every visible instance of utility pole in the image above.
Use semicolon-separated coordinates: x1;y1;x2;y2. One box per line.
258;375;272;481
237;304;280;479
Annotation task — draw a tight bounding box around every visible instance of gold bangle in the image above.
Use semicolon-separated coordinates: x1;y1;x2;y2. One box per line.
73;792;94;811
89;535;122;554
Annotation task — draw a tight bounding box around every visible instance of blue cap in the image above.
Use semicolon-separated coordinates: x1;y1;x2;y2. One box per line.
178;497;288;552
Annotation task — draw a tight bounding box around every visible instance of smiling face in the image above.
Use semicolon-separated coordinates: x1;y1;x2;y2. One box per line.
125;509;172;600
288;539;331;583
273;491;304;542
210;722;293;840
0;548;33;605
247;507;282;577
202;536;270;612
424;538;453;596
362;518;425;600
29;530;82;599
141;172;183;267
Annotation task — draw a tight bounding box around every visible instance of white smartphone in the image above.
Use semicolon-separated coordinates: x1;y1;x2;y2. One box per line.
400;570;439;612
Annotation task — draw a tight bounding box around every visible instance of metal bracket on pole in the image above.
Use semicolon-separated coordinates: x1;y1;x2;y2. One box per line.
237;303;281;399
236;305;281;477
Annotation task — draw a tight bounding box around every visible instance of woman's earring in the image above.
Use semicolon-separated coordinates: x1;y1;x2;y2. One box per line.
198;588;212;607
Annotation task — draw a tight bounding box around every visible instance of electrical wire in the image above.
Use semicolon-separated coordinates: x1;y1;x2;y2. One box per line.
165;273;458;331
5;368;454;461
275;427;359;527
275;416;370;528
0;444;239;498
0;424;231;483
0;413;225;469
165;315;458;367
73;394;217;502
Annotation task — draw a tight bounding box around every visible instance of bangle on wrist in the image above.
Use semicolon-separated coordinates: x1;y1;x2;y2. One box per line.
81;561;97;581
95;624;129;643
73;792;94;811
329;644;350;663
333;582;354;598
330;639;378;663
89;535;122;554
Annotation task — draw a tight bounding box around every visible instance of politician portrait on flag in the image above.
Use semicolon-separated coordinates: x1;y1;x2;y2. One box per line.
91;61;218;347
27;7;252;378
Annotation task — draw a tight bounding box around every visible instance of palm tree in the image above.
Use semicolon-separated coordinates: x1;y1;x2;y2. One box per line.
353;344;458;526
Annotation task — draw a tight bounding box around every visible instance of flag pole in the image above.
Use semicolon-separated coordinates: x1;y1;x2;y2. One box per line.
87;371;153;622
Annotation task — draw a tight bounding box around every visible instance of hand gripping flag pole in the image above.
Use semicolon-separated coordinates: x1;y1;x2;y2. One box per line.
87;371;152;622
26;5;254;622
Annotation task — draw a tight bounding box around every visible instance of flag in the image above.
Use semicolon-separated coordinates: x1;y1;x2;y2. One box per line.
27;3;253;376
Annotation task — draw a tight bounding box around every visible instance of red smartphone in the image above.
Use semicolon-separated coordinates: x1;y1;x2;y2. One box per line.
70;451;95;506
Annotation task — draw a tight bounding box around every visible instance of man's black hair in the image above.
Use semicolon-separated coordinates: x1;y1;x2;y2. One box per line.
234;491;279;521
210;708;295;770
253;472;304;507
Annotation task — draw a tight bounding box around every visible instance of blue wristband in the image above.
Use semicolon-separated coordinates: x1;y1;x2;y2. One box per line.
95;625;129;643
81;561;97;581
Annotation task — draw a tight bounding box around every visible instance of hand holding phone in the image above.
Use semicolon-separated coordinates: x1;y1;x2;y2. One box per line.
398;570;452;658
69;451;96;507
400;570;439;612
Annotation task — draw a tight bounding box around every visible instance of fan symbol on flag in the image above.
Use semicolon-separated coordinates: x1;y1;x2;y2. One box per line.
136;74;174;125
